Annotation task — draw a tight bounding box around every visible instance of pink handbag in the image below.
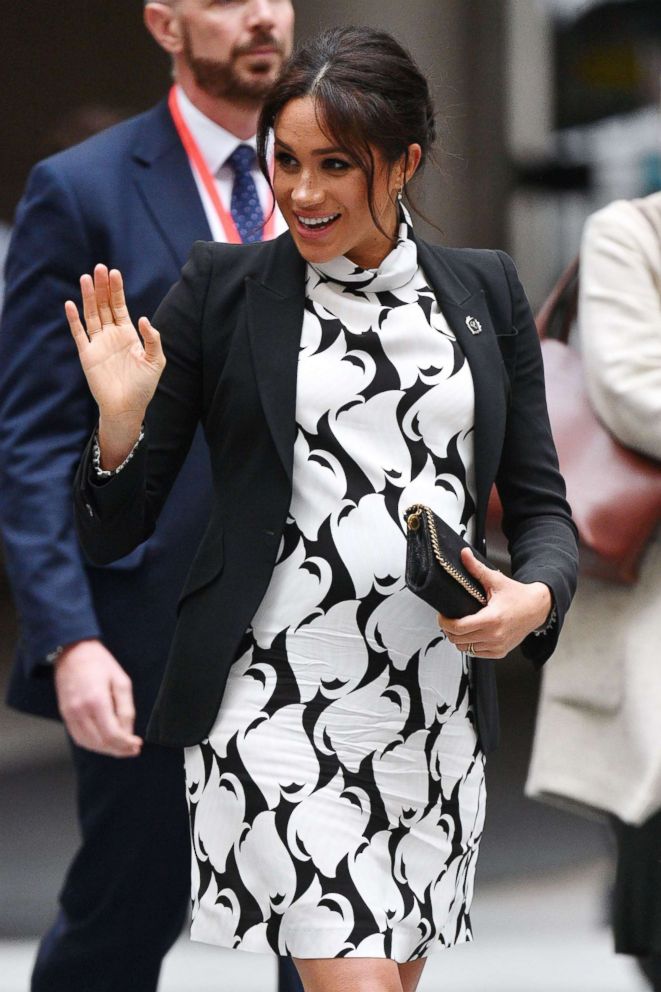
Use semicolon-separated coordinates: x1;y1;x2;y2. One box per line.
488;257;661;583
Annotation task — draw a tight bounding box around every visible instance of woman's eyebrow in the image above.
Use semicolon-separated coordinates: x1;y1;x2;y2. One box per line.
274;138;346;156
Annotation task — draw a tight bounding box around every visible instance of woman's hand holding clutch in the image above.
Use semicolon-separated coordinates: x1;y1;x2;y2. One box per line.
65;264;166;469
439;548;553;658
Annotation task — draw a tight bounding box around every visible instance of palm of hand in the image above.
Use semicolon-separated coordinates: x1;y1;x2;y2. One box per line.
79;321;157;419
66;264;165;421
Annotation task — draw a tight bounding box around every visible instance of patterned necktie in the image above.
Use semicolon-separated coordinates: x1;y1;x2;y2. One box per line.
227;144;264;244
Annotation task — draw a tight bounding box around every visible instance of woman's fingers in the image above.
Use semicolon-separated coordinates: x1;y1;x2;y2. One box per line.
138;316;165;369
437;611;484;640
435;551;511;657
108;268;131;325
438;571;550;659
77;265;131;336
65;300;90;353
458;644;500;658
93;264;114;327
461;547;501;591
437;608;501;653
80;272;103;336
67;266;162;418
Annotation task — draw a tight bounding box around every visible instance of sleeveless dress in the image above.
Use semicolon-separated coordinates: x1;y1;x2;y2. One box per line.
184;213;487;962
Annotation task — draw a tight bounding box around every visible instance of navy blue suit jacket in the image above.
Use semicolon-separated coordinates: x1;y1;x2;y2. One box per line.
0;99;214;731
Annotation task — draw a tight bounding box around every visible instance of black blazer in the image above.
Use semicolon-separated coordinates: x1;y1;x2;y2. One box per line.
74;231;578;753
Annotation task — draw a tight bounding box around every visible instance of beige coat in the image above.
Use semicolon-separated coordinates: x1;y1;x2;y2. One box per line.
526;193;661;826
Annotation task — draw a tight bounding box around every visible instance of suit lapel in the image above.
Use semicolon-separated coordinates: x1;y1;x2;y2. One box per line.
246;234;306;482
416;239;509;531
132;100;212;270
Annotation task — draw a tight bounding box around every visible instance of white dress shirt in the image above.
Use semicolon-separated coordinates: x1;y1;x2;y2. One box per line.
175;85;287;242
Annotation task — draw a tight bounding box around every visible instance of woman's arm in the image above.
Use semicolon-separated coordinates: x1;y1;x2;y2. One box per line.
495;250;578;626
73;241;212;563
442;251;579;664
580;198;661;461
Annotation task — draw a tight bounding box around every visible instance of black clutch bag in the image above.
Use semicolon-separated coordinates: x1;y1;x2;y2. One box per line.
404;503;490;618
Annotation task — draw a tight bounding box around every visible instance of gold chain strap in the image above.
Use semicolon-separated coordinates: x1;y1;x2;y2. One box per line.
405;504;487;605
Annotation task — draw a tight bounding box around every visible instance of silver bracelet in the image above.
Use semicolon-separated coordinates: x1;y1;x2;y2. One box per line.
92;427;144;478
533;604;557;636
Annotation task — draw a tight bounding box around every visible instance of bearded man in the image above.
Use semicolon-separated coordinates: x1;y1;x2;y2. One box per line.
0;3;298;990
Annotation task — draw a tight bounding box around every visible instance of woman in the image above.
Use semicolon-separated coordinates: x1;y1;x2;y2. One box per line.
526;191;661;990
70;27;577;992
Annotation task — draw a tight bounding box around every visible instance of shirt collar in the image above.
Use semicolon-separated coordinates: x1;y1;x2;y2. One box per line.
174;84;257;175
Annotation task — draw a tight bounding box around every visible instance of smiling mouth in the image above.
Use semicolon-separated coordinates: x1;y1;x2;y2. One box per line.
295;213;341;232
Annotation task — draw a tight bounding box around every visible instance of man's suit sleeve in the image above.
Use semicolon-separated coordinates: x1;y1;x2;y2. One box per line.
0;161;102;673
74;241;212;564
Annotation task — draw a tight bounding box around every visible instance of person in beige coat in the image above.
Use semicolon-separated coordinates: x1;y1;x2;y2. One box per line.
526;191;661;990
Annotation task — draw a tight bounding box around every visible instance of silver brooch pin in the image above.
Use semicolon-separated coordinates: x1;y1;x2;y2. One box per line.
466;315;482;335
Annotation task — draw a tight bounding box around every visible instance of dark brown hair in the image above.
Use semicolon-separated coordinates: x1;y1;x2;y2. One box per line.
257;26;437;236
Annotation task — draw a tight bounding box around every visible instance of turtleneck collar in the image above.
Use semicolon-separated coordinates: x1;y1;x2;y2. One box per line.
308;207;418;294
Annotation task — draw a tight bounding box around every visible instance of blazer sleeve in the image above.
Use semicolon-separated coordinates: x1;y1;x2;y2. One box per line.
0;161;103;672
494;251;579;665
74;241;212;564
579;198;661;461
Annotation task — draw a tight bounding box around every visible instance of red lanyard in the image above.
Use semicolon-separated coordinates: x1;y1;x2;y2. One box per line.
168;86;276;244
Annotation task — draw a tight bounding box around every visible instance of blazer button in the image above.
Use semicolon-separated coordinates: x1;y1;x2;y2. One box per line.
264;528;275;537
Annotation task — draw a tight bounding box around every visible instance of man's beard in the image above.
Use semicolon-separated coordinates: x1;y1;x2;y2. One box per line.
182;27;286;107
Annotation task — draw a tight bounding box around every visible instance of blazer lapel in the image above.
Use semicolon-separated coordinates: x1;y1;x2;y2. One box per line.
416;239;509;532
132;100;212;270
246;234;306;482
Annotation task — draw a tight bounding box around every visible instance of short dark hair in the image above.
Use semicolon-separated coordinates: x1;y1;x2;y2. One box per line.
257;26;437;236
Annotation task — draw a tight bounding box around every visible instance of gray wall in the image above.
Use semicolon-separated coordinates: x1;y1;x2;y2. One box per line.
1;2;169;220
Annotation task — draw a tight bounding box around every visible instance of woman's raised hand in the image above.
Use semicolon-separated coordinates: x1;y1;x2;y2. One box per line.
66;264;165;428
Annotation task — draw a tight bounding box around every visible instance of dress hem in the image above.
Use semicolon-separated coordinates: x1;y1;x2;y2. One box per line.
189;924;474;962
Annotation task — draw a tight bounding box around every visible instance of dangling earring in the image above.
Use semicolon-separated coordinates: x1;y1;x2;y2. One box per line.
397;185;404;202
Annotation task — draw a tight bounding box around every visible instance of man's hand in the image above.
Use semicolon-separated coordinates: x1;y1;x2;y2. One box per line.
438;548;553;659
54;639;143;758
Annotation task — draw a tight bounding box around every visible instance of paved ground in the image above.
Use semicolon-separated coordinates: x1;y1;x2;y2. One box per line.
2;863;647;991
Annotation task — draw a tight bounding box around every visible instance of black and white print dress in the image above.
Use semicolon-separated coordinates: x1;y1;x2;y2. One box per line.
184;213;487;962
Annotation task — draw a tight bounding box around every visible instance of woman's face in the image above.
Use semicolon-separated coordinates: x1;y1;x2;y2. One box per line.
273;96;405;269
